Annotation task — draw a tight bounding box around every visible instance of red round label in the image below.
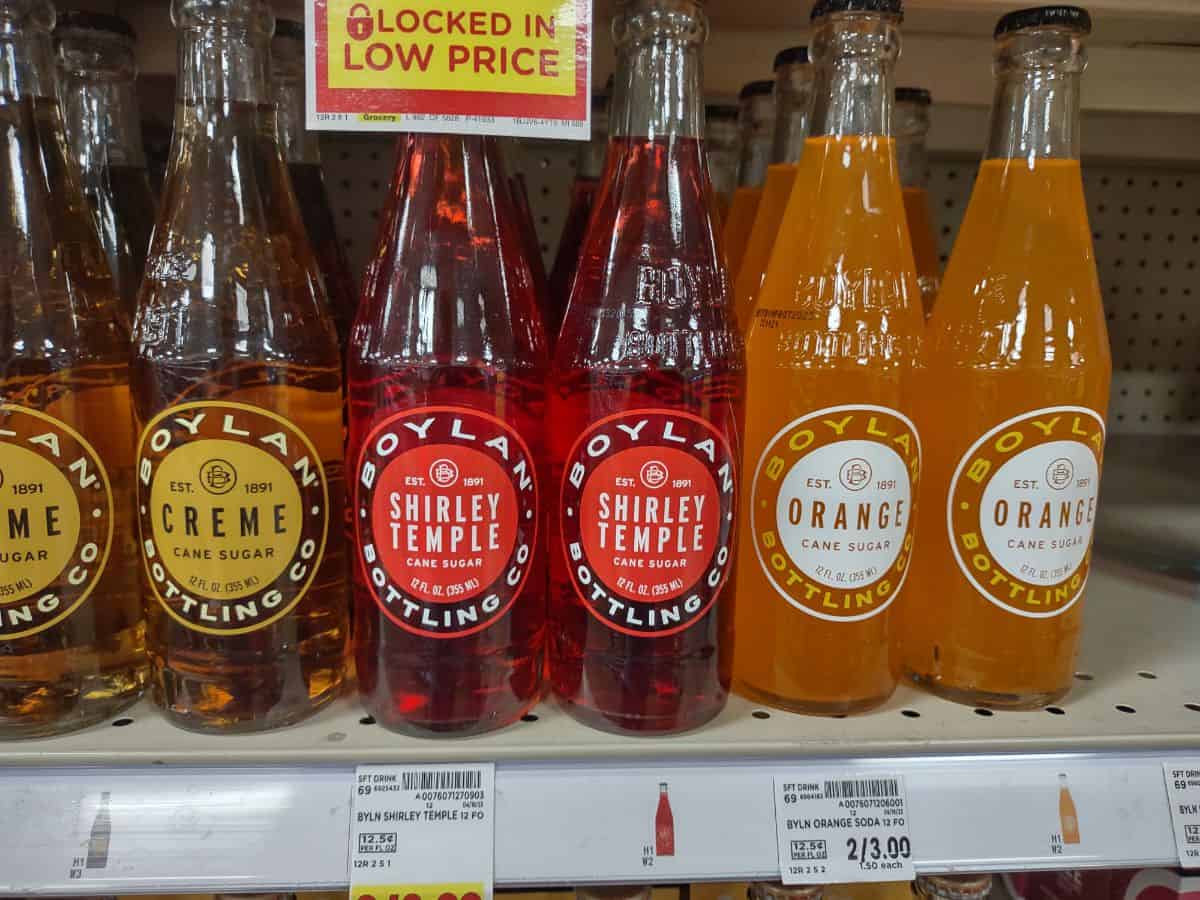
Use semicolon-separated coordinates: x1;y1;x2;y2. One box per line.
355;407;538;638
560;409;736;637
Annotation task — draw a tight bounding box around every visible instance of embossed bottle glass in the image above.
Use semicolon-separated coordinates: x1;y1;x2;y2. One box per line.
0;0;145;738
54;11;157;330
548;0;743;735
132;0;346;733
348;133;549;736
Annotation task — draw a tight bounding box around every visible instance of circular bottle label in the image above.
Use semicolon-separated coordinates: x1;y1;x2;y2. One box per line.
948;406;1105;619
751;405;921;622
0;405;113;640
354;407;539;638
137;401;330;636
560;409;736;638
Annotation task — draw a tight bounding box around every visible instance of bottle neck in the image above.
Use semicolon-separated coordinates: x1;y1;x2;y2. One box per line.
612;0;707;141
985;29;1084;162
177;18;268;106
271;35;317;164
736;94;772;187
895;99;929;189
810;12;900;139
57;39;147;169
771;64;814;164
0;14;55;100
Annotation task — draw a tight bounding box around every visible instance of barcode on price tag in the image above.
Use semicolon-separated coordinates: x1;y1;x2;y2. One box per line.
773;774;915;884
350;763;495;900
1163;761;1200;867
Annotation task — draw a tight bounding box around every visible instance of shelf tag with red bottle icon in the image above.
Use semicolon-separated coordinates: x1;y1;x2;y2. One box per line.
306;1;593;140
773;774;915;885
350;764;496;900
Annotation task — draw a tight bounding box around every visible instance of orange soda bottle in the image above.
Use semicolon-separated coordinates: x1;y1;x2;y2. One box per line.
733;0;924;715
733;46;815;330
723;80;774;279
896;87;941;317
899;5;1110;709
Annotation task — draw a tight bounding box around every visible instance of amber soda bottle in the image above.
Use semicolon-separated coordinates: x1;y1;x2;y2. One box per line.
549;0;744;735
349;134;548;736
271;18;357;348
722;79;774;281
899;6;1110;709
54;10;157;331
0;0;145;738
734;0;924;716
133;0;346;733
896;86;940;316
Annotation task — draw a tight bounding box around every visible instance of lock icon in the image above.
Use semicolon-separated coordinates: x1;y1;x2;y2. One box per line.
346;3;374;41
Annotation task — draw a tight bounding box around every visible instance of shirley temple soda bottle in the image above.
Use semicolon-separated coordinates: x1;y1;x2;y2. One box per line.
548;0;744;735
348;134;549;736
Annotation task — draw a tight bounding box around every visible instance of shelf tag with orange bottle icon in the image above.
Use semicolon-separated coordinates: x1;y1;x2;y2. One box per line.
349;764;496;900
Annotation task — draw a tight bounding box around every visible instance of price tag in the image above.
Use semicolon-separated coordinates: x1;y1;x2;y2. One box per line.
773;774;915;884
307;0;593;140
350;763;496;900
1163;761;1200;867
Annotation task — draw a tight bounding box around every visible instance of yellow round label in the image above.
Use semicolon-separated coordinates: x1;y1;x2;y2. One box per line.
137;401;329;636
0;404;113;640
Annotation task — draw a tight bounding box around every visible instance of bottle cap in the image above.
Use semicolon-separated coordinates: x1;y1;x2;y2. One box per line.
915;875;994;900
54;10;136;40
896;86;932;104
812;0;904;21
706;103;739;121
739;80;775;100
274;17;304;40
774;46;809;69
994;5;1092;38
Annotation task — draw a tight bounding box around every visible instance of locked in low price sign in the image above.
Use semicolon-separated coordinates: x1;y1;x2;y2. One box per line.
306;0;593;139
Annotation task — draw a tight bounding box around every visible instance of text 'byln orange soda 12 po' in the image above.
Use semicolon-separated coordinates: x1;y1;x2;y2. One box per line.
898;5;1110;709
734;0;924;717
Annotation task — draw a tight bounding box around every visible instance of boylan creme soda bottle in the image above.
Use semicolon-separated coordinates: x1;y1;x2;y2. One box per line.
133;0;347;732
549;0;744;735
348;134;548;736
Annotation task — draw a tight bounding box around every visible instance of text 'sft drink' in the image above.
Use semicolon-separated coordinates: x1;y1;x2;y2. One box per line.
899;6;1109;709
349;134;549;736
133;0;347;732
549;0;744;735
734;0;925;716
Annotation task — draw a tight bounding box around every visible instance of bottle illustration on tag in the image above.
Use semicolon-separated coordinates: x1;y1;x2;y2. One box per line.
1058;774;1081;844
86;791;112;869
655;782;676;857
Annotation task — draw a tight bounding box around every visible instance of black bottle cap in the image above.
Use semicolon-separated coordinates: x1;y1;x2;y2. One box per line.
774;46;809;69
54;10;136;40
994;6;1092;38
896;86;932;104
739;80;776;100
274;17;305;41
812;0;904;22
706;103;739;121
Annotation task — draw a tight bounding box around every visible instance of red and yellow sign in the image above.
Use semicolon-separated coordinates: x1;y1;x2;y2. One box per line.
354;884;486;900
311;0;592;138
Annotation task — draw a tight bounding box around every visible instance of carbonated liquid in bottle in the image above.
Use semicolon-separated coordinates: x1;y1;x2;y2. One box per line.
271;18;358;348
0;0;146;738
54;10;158;330
549;0;744;735
349;134;548;736
133;0;347;733
896;86;940;317
899;6;1110;709
722;79;774;281
734;0;924;716
733;45;815;329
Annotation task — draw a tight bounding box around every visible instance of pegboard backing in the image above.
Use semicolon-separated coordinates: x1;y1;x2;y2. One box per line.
320;134;1197;436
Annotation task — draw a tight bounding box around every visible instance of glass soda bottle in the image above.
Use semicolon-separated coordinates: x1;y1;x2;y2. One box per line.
0;0;146;738
133;0;347;732
899;6;1110;709
914;876;993;900
896;86;940;317
548;87;611;338
705;102;740;222
54;11;157;332
271;18;358;349
733;0;924;716
722;79;774;281
733;45;815;329
749;885;824;900
348;134;548;736
549;0;744;735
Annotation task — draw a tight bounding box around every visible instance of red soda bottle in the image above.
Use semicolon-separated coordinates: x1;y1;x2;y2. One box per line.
348;134;549;735
655;783;676;856
548;0;744;735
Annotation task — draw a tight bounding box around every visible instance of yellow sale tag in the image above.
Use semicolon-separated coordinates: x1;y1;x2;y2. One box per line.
354;884;487;900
